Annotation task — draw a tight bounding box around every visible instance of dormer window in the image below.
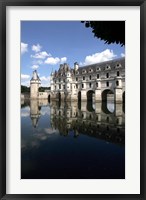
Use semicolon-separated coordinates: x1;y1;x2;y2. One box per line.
105;65;111;70
96;67;101;71
89;68;93;73
115;63;122;68
82;69;86;74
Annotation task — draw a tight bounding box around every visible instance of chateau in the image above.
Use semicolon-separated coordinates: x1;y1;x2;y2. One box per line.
30;57;125;103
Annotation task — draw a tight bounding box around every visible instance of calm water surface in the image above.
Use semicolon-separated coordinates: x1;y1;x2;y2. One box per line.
21;100;125;179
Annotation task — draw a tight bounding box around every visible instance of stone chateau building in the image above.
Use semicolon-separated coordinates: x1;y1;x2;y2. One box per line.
30;57;125;103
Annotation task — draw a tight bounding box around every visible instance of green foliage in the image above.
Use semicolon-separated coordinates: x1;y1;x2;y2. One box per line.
21;85;30;93
39;87;50;92
81;21;125;46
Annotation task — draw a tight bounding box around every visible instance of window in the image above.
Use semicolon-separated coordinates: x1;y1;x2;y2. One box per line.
117;71;120;76
76;77;78;81
89;75;91;80
106;65;110;70
63;85;65;89
76;84;78;89
89;83;92;88
96;82;98;87
59;78;61;82
106;73;109;78
82;69;86;74
106;82;109;87
89;68;93;73
59;84;61;89
96;67;101;71
82;83;84;88
97;74;99;79
116;80;119;86
83;76;85;80
115;63;121;68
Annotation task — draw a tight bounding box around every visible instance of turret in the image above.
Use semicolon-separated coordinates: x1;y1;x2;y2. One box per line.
30;70;41;99
74;62;79;71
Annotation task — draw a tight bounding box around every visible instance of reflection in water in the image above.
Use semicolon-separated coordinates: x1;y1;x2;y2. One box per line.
21;99;125;179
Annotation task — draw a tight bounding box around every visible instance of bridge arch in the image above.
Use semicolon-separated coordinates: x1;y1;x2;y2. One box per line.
123;91;125;103
87;90;95;102
102;89;114;102
78;91;81;101
48;94;51;102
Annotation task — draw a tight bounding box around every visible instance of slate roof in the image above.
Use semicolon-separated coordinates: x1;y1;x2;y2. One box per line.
77;58;125;74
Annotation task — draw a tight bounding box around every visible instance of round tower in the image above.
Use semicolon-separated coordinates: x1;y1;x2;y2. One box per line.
30;70;41;99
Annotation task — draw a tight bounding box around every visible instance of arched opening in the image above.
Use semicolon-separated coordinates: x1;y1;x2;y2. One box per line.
123;91;125;103
123;91;125;113
102;89;114;113
78;91;81;102
87;90;95;111
87;90;95;102
102;89;114;102
48;94;50;103
87;101;95;112
78;91;81;110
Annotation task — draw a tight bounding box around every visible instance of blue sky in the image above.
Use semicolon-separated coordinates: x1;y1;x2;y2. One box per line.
21;21;125;87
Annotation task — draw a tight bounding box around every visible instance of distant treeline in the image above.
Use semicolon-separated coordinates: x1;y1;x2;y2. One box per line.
39;86;51;92
21;85;30;93
21;85;50;93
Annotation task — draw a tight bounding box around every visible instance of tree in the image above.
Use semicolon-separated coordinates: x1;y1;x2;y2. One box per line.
81;21;125;46
21;85;30;93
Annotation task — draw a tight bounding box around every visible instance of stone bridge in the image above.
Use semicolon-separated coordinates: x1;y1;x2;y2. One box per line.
50;58;125;103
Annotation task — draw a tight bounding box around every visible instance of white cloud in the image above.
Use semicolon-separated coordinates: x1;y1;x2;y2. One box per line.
21;42;28;54
32;44;42;52
40;76;50;82
21;111;30;117
21;74;30;79
45;57;60;65
31;51;51;59
81;49;117;66
121;53;125;57
21;80;30;87
45;56;67;65
40;76;50;87
31;65;39;69
60;57;67;63
33;60;43;65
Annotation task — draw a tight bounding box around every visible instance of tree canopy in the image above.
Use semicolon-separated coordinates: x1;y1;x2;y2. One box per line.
21;85;30;93
81;21;125;46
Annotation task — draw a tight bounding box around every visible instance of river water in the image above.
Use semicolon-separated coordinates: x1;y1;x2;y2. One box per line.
21;99;125;179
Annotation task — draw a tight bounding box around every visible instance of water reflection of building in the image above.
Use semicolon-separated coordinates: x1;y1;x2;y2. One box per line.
30;99;49;128
25;99;125;145
50;101;125;145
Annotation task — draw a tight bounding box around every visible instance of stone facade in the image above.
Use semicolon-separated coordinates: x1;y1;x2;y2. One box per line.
50;58;125;103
